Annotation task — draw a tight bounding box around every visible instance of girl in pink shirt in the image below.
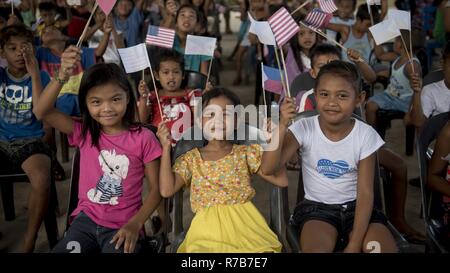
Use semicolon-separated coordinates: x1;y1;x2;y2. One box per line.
34;46;162;253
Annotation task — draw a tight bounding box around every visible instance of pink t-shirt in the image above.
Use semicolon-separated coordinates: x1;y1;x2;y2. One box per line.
68;121;162;229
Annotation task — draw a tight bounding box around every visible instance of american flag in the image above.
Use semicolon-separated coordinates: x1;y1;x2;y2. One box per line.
318;0;338;13
146;25;175;49
303;8;333;30
268;7;300;47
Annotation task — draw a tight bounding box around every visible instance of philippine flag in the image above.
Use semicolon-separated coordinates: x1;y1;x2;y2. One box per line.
261;64;284;95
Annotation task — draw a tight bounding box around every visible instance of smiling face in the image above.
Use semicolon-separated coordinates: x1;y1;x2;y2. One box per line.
200;96;236;141
85;82;129;133
1;36;32;72
315;73;361;126
177;7;197;34
157;60;183;92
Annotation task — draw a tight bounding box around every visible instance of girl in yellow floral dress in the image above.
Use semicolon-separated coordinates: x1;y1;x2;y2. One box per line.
156;87;288;253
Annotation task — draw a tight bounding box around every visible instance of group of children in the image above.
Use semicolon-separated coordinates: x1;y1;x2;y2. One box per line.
1;0;450;254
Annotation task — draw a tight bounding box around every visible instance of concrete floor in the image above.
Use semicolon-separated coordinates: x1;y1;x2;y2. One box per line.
0;10;427;253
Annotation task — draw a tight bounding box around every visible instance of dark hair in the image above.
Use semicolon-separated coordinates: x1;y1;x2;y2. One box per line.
155;49;185;73
0;25;33;48
443;42;450;61
176;4;199;24
289;23;318;73
310;44;342;66
38;2;57;12
78;63;140;148
338;0;357;10
356;3;379;22
201;87;241;110
315;60;361;94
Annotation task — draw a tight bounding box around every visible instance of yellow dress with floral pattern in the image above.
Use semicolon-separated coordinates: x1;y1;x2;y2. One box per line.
173;144;282;253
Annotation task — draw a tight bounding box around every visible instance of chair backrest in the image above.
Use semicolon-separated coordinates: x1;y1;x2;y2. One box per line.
416;111;450;221
423;70;444;87
290;72;315;99
183;70;207;90
65;148;80;231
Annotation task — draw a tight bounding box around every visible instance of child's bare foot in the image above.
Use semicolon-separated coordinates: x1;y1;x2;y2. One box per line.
392;220;426;244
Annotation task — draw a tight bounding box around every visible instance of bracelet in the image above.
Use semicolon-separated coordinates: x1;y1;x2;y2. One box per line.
54;68;69;85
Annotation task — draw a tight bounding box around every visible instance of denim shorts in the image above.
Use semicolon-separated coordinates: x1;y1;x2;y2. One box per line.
0;138;51;173
368;92;411;113
290;199;388;245
51;211;144;253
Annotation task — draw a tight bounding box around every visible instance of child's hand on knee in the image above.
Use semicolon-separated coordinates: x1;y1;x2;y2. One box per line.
110;221;141;253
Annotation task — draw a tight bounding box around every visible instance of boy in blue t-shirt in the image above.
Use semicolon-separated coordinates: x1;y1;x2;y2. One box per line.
113;0;145;47
0;25;52;253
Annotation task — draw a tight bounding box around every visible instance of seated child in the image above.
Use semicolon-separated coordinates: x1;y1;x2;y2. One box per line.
261;60;397;252
428;120;450;243
157;87;288;252
366;30;421;127
0;25;51;253
33;47;162;253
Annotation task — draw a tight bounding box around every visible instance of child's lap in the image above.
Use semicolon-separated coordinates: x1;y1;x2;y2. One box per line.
0;138;51;173
368;92;410;113
52;211;143;253
291;199;388;244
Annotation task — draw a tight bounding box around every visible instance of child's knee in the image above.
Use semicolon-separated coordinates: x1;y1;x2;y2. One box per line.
363;223;398;253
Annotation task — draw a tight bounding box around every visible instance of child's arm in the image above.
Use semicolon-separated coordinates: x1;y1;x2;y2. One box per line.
135;0;146;11
345;153;376;253
94;18;112;57
427;124;450;197
380;0;388;21
373;44;398;62
257;166;289;187
346;48;376;83
111;19;125;49
260;97;298;175
326;23;349;43
409;73;427;128
156;121;186;197
22;45;43;111
33;46;81;135
82;17;104;42
110;158;162;253
137;80;151;124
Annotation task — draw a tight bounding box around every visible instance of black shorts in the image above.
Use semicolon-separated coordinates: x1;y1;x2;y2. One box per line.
290;199;388;246
0;138;52;173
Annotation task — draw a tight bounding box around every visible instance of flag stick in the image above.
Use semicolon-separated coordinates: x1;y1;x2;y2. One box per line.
291;0;312;16
409;29;414;73
148;63;164;120
261;62;268;118
279;47;291;98
76;2;99;47
400;32;415;73
11;1;14;15
273;47;288;97
205;58;213;90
